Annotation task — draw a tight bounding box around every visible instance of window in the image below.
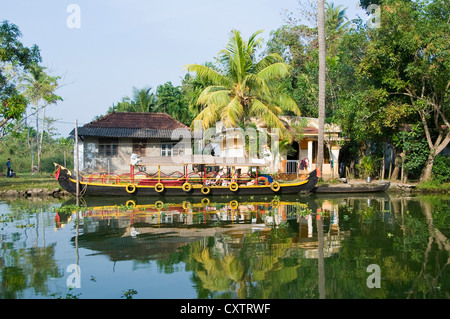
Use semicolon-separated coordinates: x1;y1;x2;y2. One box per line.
132;139;147;156
98;138;118;157
161;144;173;157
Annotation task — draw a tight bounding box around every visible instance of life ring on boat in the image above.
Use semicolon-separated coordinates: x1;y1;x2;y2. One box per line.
230;200;238;209
126;200;136;207
182;182;192;192
270;181;281;192
229;182;239;192
125;184;136;194
258;176;270;185
182;201;191;210
271;199;280;208
154;182;165;193
201;186;211;195
201;197;210;206
155;200;164;209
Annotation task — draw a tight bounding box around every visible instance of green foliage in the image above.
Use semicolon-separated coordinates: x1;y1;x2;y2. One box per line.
431;155;450;183
0;20;41;135
0;126;73;173
356;155;380;177
393;124;429;179
185;29;300;138
155;81;193;125
107;86;156;113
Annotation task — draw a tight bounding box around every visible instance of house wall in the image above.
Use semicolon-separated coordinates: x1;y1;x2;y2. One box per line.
79;137;192;175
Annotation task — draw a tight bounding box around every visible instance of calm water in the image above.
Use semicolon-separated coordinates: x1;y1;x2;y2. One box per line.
0;193;448;299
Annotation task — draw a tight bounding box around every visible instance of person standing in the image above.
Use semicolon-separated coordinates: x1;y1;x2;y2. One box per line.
6;158;11;177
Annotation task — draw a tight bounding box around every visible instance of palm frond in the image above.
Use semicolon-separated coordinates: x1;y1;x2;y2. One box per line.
254;53;286;73
250;99;290;138
257;63;292;82
192;102;221;130
197;86;231;107
276;93;301;116
184;64;231;87
221;97;244;127
241;73;271;98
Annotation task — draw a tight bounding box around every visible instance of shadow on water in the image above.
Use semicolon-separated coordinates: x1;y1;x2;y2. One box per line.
1;193;449;299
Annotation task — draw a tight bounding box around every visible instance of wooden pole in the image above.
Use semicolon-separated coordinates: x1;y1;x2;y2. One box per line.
75;120;79;199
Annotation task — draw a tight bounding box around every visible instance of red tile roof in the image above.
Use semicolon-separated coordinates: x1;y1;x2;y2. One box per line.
85;112;188;130
302;127;318;135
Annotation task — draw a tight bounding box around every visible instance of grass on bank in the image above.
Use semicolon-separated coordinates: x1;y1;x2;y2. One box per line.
415;180;450;192
0;172;60;191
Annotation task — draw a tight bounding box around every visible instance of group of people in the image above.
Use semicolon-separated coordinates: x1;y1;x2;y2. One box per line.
5;158;16;178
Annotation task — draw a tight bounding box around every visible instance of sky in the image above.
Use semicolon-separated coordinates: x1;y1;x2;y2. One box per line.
1;0;366;137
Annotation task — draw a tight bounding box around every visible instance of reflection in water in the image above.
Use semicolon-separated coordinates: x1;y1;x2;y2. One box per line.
68;196;347;298
1;194;449;299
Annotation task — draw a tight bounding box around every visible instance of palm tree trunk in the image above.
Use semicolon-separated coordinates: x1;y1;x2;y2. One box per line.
317;0;326;178
35;103;40;172
38;105;46;172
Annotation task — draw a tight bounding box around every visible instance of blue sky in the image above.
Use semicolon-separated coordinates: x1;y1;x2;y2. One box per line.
2;0;365;136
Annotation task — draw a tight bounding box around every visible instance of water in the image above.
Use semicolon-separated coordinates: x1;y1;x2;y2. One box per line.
0;193;448;299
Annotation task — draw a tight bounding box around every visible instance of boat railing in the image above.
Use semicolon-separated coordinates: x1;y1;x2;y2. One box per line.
80;167;262;186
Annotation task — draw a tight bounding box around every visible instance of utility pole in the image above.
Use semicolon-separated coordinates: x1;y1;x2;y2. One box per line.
74;120;79;200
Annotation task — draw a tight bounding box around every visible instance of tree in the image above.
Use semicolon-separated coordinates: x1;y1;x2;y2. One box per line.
19;64;61;172
359;0;450;181
317;0;326;177
155;81;192;125
109;86;156;113
0;20;41;137
185;30;300;138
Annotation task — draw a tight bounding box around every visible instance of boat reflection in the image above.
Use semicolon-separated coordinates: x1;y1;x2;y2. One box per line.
58;195;353;262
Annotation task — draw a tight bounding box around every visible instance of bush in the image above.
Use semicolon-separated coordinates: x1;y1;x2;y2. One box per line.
432;155;450;183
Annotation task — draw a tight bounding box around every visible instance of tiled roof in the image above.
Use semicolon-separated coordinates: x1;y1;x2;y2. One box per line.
72;112;190;138
85;112;188;130
302;127;319;135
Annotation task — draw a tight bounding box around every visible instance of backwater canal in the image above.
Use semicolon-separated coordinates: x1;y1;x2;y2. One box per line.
0;193;448;299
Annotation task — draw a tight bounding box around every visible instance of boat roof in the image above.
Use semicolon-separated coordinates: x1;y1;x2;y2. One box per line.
135;155;270;167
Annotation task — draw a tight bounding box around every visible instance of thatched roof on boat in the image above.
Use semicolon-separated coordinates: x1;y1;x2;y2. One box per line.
71;112;189;139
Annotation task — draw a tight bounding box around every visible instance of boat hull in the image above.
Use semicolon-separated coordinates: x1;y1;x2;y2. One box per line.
55;164;318;197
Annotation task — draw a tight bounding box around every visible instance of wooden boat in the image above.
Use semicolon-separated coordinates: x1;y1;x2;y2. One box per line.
312;181;390;193
54;162;317;197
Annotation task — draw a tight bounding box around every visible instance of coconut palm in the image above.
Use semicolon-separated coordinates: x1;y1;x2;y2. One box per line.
185;30;300;137
317;0;326;178
111;87;156;113
19;64;61;172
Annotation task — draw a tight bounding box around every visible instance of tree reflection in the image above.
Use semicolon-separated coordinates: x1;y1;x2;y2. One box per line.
0;202;62;299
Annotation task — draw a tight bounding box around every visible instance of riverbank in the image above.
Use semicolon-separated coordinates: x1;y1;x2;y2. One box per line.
0;172;70;198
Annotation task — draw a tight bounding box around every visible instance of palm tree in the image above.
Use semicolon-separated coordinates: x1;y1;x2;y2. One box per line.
19;64;61;172
130;86;155;112
317;0;326;178
185;30;300;138
111;87;156;113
